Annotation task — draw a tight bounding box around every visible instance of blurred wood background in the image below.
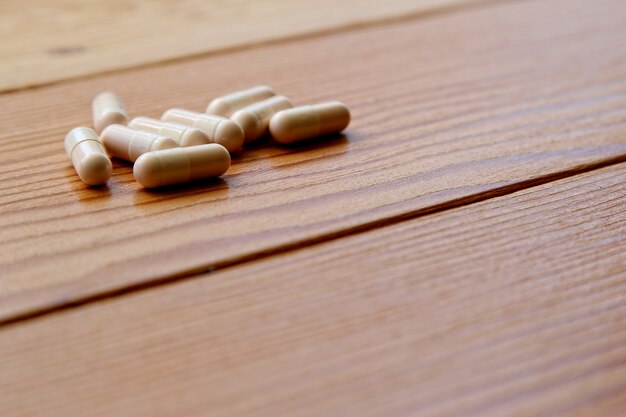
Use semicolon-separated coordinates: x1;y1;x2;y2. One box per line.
1;0;625;415
0;0;476;92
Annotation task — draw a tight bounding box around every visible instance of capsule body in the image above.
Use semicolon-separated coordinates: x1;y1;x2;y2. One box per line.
128;117;209;147
231;96;293;143
133;144;231;188
206;85;275;117
269;101;350;144
161;108;244;152
64;127;112;185
101;124;178;162
92;92;128;133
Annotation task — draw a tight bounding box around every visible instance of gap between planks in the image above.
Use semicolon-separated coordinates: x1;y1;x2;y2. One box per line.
1;153;625;328
0;0;516;95
2;162;624;417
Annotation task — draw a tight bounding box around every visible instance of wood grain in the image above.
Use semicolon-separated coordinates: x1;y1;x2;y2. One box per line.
2;164;624;417
2;0;626;322
0;0;479;92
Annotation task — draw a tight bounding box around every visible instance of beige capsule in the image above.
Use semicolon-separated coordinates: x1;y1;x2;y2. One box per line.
231;96;294;143
161;108;244;152
92;92;128;133
128;117;209;147
64;127;112;185
133;144;231;188
269;101;350;144
101;124;178;162
206;85;276;117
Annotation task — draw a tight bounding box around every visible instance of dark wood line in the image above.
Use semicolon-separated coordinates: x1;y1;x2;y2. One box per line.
2;138;624;258
0;153;623;328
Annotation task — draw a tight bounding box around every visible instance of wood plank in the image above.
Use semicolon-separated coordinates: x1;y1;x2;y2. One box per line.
2;0;626;322
1;164;624;417
0;0;479;92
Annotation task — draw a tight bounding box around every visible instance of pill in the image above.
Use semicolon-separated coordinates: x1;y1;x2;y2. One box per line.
128;117;210;147
64;127;112;186
269;101;350;144
92;92;128;133
231;96;294;143
133;144;231;188
206;85;276;117
161;108;244;152
101;124;178;162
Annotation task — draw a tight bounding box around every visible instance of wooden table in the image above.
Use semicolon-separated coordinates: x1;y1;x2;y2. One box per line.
1;0;625;415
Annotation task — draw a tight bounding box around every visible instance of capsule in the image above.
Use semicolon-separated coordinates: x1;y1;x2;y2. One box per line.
231;96;294;143
92;92;128;133
128;117;210;147
133;144;231;188
64;127;112;185
101;124;178;162
161;108;244;152
206;85;276;117
269;101;350;144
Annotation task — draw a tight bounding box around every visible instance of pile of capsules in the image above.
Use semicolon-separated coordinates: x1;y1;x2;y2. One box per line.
65;85;351;188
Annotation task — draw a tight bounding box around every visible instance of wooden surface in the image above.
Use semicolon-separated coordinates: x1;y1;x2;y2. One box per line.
2;0;626;414
2;0;626;323
0;0;477;92
2;163;625;417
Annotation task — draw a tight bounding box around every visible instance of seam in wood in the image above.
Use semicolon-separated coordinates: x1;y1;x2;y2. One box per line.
0;152;624;328
0;0;526;96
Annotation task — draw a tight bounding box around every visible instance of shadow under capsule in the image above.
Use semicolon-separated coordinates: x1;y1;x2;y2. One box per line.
64;165;113;203
275;132;351;152
132;176;230;207
231;132;351;165
66;129;351;204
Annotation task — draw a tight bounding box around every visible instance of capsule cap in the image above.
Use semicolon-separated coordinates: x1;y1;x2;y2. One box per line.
315;101;351;135
92;92;128;133
214;120;245;152
95;111;127;133
133;152;165;188
269;106;320;144
206;85;276;117
231;111;260;143
78;153;113;185
180;128;210;147
206;98;233;118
